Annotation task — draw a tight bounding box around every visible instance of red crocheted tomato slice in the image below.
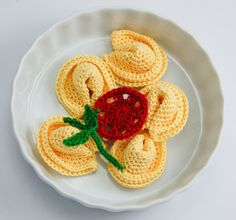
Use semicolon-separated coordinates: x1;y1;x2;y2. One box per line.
94;87;148;140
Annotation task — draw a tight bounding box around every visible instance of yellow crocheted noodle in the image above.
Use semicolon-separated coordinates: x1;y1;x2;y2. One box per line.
56;55;116;119
140;81;189;142
107;133;166;188
37;116;98;176
103;30;167;87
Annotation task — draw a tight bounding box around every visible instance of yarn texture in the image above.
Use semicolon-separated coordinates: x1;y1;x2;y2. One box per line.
140;81;189;142
36;30;189;188
37;116;98;176
56;55;116;119
63;105;124;170
107;133;166;188
94;87;148;140
103;30;167;87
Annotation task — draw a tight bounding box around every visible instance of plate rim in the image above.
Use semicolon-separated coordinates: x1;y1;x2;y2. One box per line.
11;6;224;211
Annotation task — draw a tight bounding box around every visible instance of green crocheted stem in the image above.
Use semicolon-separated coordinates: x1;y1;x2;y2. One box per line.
84;105;99;126
91;131;124;171
63;105;124;170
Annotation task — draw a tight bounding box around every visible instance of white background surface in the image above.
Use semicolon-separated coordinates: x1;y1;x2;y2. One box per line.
0;0;235;219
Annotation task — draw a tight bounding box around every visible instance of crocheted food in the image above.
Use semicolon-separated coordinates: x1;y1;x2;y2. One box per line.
56;55;116;119
37;116;98;176
107;133;166;188
94;87;148;140
103;30;167;87
140;81;189;142
36;30;189;189
62;105;124;171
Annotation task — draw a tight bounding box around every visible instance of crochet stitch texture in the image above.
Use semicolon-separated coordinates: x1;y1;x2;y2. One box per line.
37;30;189;189
56;55;116;119
94;87;148;140
107;133;166;188
141;81;189;142
63;105;125;170
103;30;167;87
37;116;98;176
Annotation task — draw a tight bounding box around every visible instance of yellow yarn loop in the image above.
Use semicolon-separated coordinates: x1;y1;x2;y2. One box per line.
37;116;98;176
123;135;156;174
103;30;167;87
107;133;166;188
56;55;116;119
141;81;189;142
72;63;104;107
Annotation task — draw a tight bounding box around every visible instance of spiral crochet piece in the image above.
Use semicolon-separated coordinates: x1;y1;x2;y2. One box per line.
37;116;98;176
103;30;167;87
94;87;148;140
56;55;116;119
140;81;189;142
36;29;191;188
107;133;166;188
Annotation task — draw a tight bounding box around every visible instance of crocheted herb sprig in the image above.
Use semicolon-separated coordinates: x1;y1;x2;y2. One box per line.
63;105;124;171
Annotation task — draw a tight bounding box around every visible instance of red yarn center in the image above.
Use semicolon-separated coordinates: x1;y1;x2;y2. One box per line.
94;87;148;140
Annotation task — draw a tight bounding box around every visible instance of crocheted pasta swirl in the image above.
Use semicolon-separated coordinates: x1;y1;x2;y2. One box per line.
56;55;116;119
36;30;190;188
140;81;189;142
107;133;166;188
103;30;167;87
37;116;98;176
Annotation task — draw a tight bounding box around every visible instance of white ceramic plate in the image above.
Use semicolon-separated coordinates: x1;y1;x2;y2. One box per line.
11;7;223;211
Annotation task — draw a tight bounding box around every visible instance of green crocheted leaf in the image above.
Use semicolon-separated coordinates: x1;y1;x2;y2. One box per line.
63;130;91;146
63;117;85;130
